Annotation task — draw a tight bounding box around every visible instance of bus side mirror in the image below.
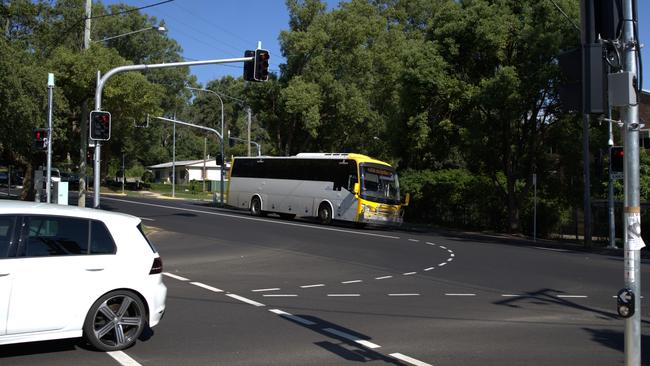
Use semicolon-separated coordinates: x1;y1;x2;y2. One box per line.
403;193;410;206
353;183;360;195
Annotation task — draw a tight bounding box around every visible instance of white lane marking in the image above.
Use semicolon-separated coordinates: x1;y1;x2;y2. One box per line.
252;288;281;292
425;242;436;245
440;246;447;250
390;352;432;366
447;258;453;262
263;294;298;297
327;294;361;297
300;284;325;288
388;293;420;296
423;267;435;271
269;309;316;326
162;272;190;281
445;293;476;296
104;197;401;240
533;246;570;253
557;295;588;298
375;275;393;280
139;217;155;221
447;249;453;253
107;351;142;366
341;280;363;284
501;294;522;297
323;328;381;349
190;282;223;293
403;272;417;276
450;253;455;257
226;293;265;307
408;239;420;242
438;262;447;267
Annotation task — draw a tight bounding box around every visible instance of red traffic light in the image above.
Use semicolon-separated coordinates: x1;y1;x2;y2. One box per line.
253;49;270;82
610;146;624;174
90;110;111;141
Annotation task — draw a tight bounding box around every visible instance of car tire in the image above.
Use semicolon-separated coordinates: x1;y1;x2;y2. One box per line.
318;203;333;225
83;290;147;351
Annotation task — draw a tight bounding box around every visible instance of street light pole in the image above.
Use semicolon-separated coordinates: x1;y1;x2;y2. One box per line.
186;87;225;206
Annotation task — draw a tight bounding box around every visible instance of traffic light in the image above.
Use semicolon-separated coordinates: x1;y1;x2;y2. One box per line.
254;49;270;82
243;50;255;81
610;146;624;174
90;110;111;141
33;128;48;150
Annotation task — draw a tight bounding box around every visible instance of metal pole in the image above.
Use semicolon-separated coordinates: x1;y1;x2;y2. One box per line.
122;153;125;194
533;173;537;242
220;97;225;206
582;113;592;246
93;71;101;209
621;0;642;364
608;102;616;249
172;114;176;198
79;0;91;208
46;73;54;204
203;135;207;192
247;107;252;157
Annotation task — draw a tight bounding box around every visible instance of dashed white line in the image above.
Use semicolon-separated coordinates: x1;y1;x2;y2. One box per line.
300;284;325;288
438;262;447;267
388;293;420;297
263;294;298;297
445;293;476;296
447;258;453;262
557;295;588;298
327;294;361;297
269;309;316;325
162;272;190;281
226;293;265;307
107;351;142;366
403;272;417;276
501;294;522;297
440;246;447;250
189;282;223;293
252;288;281;292
408;239;420;242
341;280;363;284
425;242;436;245
390;352;432;366
375;275;393;280
423;267;435;271
323;328;381;349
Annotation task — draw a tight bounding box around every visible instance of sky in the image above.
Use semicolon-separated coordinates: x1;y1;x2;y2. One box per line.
103;0;648;89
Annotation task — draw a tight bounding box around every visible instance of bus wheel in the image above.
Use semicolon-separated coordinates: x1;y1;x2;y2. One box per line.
251;197;264;216
318;203;332;225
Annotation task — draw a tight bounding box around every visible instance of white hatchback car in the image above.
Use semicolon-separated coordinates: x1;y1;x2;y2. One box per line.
0;201;166;351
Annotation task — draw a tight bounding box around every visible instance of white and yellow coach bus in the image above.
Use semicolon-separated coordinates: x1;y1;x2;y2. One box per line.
226;153;409;226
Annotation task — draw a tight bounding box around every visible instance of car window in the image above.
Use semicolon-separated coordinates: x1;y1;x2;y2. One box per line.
90;220;116;254
24;216;89;257
138;224;158;253
0;215;17;258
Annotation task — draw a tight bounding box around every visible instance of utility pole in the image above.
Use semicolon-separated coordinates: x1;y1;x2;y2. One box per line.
620;0;644;364
78;0;91;207
172;113;176;198
46;73;54;203
247;107;252;157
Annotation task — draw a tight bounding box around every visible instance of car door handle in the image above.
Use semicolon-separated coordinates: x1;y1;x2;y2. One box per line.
85;268;104;272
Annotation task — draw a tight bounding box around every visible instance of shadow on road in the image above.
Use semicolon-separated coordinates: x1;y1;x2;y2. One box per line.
583;328;650;365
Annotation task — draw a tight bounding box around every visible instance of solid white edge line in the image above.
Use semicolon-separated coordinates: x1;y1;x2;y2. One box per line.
342;280;363;284
226;293;265;307
269;309;316;325
375;275;393;280
300;284;325;288
252;288;281;292
323;328;381;349
107;351;142;366
389;352;432;366
190;282;223;293
162;272;190;281
104;197;401;240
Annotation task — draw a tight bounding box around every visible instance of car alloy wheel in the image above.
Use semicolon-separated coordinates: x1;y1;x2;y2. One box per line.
83;290;146;351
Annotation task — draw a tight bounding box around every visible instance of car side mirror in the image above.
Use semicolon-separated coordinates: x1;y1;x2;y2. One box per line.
403;192;410;207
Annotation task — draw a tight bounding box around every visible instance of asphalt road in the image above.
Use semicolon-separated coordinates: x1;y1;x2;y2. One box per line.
2;195;650;365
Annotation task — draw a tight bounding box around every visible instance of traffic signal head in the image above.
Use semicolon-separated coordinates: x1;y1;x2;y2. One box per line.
610;146;624;174
253;49;270;82
90;110;111;141
33;128;48;150
243;50;255;81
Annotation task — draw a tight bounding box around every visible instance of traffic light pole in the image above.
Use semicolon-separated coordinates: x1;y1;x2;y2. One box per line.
46;73;54;204
621;1;643;364
92;56;253;208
